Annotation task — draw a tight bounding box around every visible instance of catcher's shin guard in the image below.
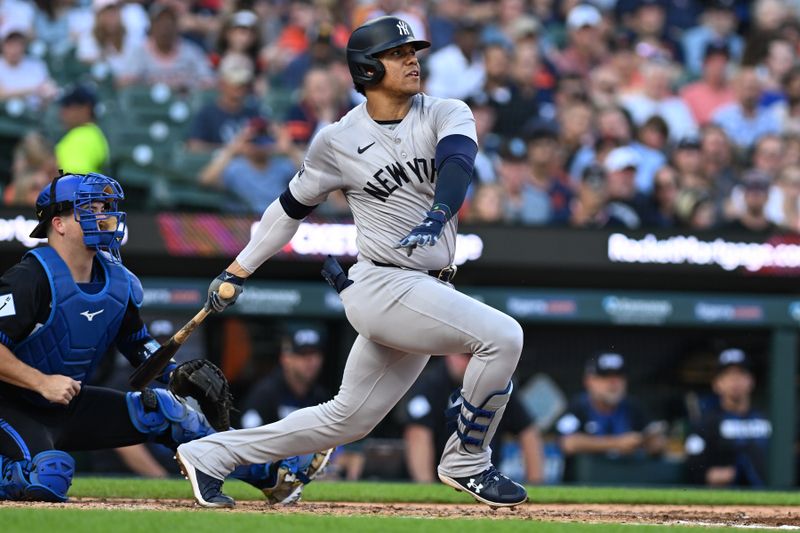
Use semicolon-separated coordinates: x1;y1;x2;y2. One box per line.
0;451;75;502
126;388;214;446
446;382;513;454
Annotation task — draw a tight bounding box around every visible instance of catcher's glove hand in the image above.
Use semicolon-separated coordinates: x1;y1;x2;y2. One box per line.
168;359;233;432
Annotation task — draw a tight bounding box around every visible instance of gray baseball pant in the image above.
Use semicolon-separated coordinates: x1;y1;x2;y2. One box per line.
177;260;523;479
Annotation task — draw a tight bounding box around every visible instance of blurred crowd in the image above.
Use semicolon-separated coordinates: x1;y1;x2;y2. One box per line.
3;0;800;231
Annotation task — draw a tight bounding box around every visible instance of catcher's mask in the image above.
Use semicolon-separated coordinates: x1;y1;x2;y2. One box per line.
30;172;127;263
346;16;430;87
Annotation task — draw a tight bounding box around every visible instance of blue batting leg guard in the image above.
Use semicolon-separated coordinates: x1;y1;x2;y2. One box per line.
0;451;74;502
446;382;513;454
126;388;214;447
230;449;334;505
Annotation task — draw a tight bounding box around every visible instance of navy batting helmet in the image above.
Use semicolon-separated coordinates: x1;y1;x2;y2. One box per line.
346;16;430;87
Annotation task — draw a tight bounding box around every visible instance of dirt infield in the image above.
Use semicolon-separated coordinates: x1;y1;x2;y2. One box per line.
4;499;800;528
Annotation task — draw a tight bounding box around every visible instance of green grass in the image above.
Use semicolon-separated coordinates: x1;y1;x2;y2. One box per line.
69;477;800;506
0;508;756;533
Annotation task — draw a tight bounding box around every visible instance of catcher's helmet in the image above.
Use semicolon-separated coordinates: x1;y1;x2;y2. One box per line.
30;172;126;262
346;16;430;87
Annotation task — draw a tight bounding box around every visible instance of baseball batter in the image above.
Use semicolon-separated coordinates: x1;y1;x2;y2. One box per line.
177;16;527;508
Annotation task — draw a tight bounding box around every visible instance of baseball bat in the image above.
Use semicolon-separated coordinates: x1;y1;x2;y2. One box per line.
128;282;235;390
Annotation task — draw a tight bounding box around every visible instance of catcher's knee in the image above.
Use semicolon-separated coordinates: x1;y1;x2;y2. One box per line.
0;450;75;502
126;388;214;446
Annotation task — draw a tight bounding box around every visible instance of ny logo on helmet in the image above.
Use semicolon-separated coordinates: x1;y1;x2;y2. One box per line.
397;21;410;36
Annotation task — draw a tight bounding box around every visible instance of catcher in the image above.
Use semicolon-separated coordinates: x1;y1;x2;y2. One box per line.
0;173;330;503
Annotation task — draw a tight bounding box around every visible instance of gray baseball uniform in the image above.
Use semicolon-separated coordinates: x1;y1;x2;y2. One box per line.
177;94;524;480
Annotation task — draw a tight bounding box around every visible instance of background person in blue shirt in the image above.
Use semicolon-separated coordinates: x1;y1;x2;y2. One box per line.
685;348;771;487
555;351;666;482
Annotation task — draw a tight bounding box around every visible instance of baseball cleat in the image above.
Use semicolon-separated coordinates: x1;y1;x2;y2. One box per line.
261;448;335;505
439;466;528;508
175;450;235;508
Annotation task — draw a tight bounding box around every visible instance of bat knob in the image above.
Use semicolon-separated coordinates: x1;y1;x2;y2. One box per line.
218;282;236;299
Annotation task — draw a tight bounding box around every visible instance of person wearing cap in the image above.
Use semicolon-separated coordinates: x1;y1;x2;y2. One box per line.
680;40;736;126
214;11;262;74
555;352;666;482
552;3;607;79
54;84;109;175
722;170;777;234
0;24;56;102
399;354;543;484
76;0;148;78
186;53;263;153
626;0;682;64
682;0;743;79
525;123;573;225
239;325;331;430
685;349;770;487
198;98;297;214
496;136;543;224
425;18;485;100
115;2;214;90
671;135;706;190
602;145;653;228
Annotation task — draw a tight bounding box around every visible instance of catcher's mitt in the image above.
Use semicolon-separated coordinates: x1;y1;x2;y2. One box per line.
168;360;232;432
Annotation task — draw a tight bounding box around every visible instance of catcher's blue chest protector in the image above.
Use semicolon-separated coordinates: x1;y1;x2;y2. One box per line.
14;247;130;403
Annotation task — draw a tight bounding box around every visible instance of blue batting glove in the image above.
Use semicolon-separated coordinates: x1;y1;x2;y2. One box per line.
207;271;245;312
394;207;448;257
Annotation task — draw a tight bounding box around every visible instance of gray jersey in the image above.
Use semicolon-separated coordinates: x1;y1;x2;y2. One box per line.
288;93;477;270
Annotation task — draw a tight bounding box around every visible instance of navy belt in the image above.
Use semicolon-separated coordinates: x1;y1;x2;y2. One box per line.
371;260;457;283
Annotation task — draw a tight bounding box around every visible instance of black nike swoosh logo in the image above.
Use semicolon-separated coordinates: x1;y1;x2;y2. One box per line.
357;142;375;154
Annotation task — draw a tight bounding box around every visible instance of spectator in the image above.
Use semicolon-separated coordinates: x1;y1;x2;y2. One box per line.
742;0;790;67
399;354;543;484
240;324;331;429
570;163;610;228
751;134;785;179
464;94;498;184
32;0;93;58
0;24;56;103
555;352;666;482
647;165;679;227
4;132;56;206
186;54;262;152
723;170;778;234
425;19;484;100
680;41;736;126
116;3;214;90
198;115;296;214
713;68;782;153
558;99;594;178
674;187;717;230
603;145;651;228
496;137;552;225
627;0;682;63
685;349;771;487
213;10;262;73
682;0;743;78
427;0;465;51
489;43;554;137
552;3;607;79
589;64;622;108
466;183;506;223
672;136;706;191
281;22;343;91
525;124;573;225
76;0;148;79
766;165;800;231
772;66;800;136
285;66;349;146
55;85;109;175
620;59;697;143
631;115;669;194
700;124;738;216
758;38;794;106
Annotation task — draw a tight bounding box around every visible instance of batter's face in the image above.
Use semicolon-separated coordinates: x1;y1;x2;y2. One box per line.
375;43;421;97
